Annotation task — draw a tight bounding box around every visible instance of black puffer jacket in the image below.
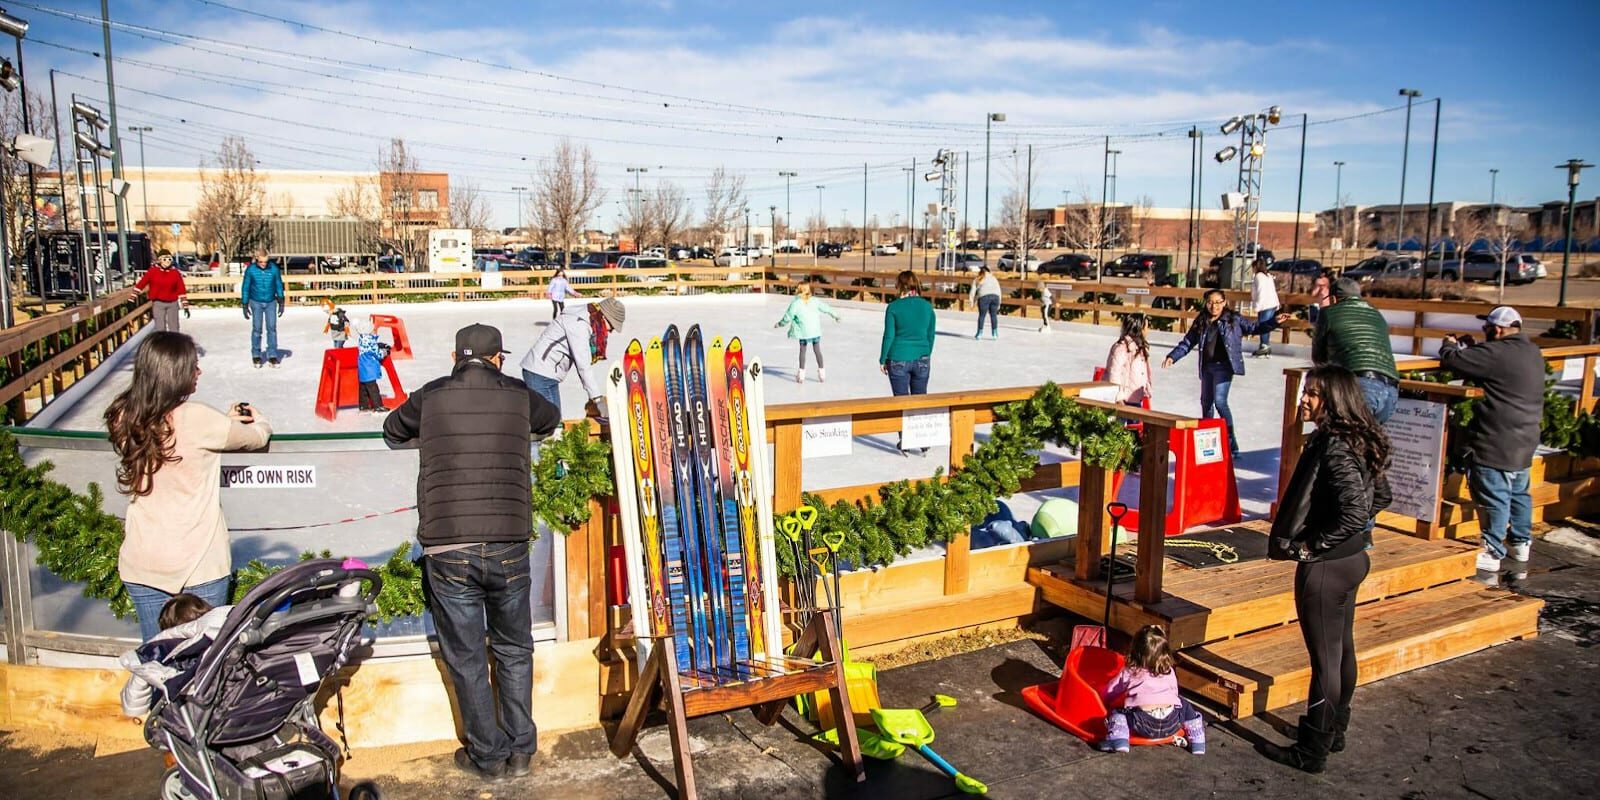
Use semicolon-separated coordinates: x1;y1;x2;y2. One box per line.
1270;429;1393;562
383;360;562;547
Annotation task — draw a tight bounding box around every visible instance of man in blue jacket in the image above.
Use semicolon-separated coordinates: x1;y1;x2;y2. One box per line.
240;248;286;368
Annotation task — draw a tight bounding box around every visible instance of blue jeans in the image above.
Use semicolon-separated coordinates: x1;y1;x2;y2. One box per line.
1256;307;1278;348
1357;375;1399;424
248;300;279;360
424;541;536;767
522;369;562;413
976;295;1000;335
126;575;232;642
1468;465;1532;561
887;355;930;396
1199;362;1238;453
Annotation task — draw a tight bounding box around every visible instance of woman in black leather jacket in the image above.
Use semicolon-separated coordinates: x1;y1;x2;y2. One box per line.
1262;365;1392;773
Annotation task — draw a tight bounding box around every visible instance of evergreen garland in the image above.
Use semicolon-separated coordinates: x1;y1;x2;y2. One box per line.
774;384;1137;577
530;419;615;534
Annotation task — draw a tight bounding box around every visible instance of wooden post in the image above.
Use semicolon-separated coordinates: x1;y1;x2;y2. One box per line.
773;421;803;513
943;406;976;595
1135;426;1170;603
1582;356;1596;417
1411;310;1425;356
1274;370;1307;518
1074;464;1109;581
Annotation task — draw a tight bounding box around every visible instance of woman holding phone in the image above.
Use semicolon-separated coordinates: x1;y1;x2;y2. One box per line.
105;332;273;640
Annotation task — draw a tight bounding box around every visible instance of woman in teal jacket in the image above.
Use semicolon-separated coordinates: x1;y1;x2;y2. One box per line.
775;280;842;383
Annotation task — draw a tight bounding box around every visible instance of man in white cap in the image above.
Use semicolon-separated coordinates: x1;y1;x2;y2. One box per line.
519;297;625;418
1440;306;1543;585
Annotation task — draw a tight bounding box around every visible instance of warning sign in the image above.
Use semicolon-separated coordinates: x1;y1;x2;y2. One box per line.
1193;428;1224;465
220;465;318;489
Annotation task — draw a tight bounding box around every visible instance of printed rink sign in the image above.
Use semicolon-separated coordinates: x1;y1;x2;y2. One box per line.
220;465;318;489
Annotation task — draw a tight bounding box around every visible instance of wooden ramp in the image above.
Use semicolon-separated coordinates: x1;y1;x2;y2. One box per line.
1027;522;1542;718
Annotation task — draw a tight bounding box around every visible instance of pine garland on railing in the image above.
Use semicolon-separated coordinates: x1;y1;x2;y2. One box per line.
774;383;1137;577
0;419;615;622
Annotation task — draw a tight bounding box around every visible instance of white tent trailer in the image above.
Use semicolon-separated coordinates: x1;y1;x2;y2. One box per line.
427;228;473;272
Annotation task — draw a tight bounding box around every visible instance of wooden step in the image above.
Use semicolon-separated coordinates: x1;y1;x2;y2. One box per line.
1028;525;1478;648
1177;581;1542;717
1438;474;1600;524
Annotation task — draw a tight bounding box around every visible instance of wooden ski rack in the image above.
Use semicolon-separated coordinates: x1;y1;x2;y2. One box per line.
608;613;864;799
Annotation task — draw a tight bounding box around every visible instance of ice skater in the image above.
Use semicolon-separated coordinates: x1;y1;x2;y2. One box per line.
240;248;285;368
519;297;626;418
774;280;841;383
1099;624;1206;755
970;265;1001;339
1037;280;1053;333
353;318;391;414
547;266;579;319
1251;256;1281;357
321;298;350;348
1104;314;1152;406
1162;289;1289;455
881;270;936;454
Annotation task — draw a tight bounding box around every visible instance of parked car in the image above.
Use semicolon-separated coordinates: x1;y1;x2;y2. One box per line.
935;252;986;273
1516;254;1547;278
1428;251;1537;284
281;255;325;274
1269;258;1324;276
1104;253;1170;278
1208;248;1275;269
1344;256;1420;283
996;252;1041;273
1037;253;1096;278
816;242;844;258
872;243;900;256
777;244;803;253
571;250;626;270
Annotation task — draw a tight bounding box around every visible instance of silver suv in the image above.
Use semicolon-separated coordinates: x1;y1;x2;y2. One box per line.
1427;251;1537;284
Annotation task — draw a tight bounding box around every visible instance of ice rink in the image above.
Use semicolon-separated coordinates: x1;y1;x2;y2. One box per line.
21;293;1315;642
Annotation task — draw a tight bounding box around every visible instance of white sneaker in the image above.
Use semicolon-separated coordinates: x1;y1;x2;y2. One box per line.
795;372;805;384
1476;551;1501;572
1509;542;1531;562
817;368;826;383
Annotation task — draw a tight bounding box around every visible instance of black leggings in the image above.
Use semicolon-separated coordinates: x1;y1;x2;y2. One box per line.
1294;550;1369;730
552;300;565;319
798;340;824;369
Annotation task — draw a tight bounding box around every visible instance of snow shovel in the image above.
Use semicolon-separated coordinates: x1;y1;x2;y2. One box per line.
871;707;987;794
1071;502;1130;651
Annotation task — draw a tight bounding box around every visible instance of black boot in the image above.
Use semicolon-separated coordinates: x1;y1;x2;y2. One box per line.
1258;716;1331;774
1330;706;1351;754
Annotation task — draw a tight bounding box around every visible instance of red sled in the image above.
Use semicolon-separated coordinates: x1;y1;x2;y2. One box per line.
1020;645;1184;748
314;347;407;420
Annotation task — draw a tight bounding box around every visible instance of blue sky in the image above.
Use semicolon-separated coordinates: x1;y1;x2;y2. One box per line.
15;0;1599;228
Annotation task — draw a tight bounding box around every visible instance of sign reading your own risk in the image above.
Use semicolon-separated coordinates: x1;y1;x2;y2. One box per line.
220;465;318;489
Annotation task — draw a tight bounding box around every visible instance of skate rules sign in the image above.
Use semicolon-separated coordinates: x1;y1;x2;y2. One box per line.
802;416;853;459
900;407;950;451
1382;399;1447;522
220;465;318;489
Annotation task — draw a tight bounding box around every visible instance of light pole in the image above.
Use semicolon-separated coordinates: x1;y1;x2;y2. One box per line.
1557;159;1593;307
813;185;823;267
983;111;1005;265
1334;161;1346;267
908;157;916;270
769;205;777;268
779;170;796;247
1489;168;1498;208
128;125;152;234
1419;97;1441;297
1396;88;1422;254
626;166;647;248
511;185;527;233
902;166;913;252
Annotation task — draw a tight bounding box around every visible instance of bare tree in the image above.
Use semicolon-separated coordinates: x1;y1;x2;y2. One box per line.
1056;185;1104;251
996;148;1045;251
448;177;494;234
1126;195;1155;249
620;190;651;251
330;175;386;257
652;181;692;249
531;138;605;260
378;138;425;269
701;167;746;249
191;137;271;263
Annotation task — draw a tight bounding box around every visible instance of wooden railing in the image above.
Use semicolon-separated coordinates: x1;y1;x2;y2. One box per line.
0;289;149;424
179;266;768;306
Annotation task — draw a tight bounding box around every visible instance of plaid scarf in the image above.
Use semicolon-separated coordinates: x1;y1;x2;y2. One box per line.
588;303;609;363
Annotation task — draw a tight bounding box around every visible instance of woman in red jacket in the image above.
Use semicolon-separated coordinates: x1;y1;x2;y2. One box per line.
134;251;188;332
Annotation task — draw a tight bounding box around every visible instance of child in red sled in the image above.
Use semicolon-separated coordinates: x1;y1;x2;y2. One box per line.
1100;624;1206;754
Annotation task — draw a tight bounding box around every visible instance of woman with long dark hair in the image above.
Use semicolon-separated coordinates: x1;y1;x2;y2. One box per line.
105;332;272;640
1261;365;1392;773
881;270;937;455
1162;288;1288;454
1105;314;1152;405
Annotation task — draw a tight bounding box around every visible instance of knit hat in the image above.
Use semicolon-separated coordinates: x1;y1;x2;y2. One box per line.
596;297;626;330
352;317;374;336
1332;276;1362;300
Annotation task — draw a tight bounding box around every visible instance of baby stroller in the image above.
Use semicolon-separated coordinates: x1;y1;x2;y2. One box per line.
143;559;382;800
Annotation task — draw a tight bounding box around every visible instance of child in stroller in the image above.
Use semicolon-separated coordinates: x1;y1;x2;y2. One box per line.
136;558;383;800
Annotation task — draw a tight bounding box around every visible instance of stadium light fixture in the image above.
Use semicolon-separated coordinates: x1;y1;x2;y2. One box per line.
0;59;15;93
1220;116;1243;136
0;9;28;40
71;101;107;129
75;131;113;159
1215;145;1238;163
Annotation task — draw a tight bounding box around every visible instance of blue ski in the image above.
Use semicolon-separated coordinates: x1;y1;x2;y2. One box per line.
663;327;714;673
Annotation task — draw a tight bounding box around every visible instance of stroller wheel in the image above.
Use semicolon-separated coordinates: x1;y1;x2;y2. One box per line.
348;781;382;800
161;767;198;800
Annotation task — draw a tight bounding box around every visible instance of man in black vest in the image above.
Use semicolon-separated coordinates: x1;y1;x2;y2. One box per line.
383;323;562;779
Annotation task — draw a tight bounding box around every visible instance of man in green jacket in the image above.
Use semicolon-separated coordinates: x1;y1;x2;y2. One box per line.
1313;278;1398;422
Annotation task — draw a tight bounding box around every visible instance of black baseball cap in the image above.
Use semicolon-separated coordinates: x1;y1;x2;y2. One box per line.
455;323;509;359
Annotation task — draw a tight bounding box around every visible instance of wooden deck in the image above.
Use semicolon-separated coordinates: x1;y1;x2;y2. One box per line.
1027;520;1542;718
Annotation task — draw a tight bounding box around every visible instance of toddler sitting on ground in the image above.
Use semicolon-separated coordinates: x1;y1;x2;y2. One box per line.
1100;624;1206;754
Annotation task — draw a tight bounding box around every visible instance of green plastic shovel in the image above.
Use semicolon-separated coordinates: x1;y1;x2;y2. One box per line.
870;707;988;795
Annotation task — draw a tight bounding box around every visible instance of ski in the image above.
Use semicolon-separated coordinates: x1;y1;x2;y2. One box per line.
705;335;753;664
622;340;670;639
719;337;766;657
682;325;734;670
653;330;705;672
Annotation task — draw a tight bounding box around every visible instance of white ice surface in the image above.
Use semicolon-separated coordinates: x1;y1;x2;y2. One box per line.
22;294;1310;638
